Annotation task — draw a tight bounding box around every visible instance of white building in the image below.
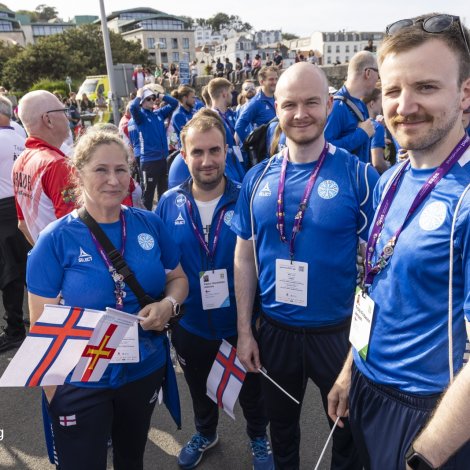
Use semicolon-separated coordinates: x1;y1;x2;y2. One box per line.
290;31;384;65
254;30;282;46
98;8;195;65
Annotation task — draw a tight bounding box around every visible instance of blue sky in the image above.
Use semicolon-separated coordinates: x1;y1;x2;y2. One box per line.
11;1;468;38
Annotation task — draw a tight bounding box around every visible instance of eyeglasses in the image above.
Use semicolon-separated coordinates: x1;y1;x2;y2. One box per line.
144;96;157;102
386;14;470;58
46;107;70;117
243;87;255;92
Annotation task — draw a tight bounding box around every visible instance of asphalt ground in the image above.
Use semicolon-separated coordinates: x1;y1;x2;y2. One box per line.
0;293;332;469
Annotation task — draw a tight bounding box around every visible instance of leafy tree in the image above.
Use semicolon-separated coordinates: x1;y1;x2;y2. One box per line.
207;13;230;32
206;12;252;32
0;41;22;80
282;33;299;41
35;4;60;21
2;24;148;91
178;15;193;28
15;9;39;22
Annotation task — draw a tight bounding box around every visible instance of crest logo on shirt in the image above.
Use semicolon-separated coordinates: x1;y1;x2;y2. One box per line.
259;182;271;197
224;210;234;227
138;233;154;250
318;180;339;199
78;247;92;263
175;212;186;225
419;201;447;231
175;194;187;207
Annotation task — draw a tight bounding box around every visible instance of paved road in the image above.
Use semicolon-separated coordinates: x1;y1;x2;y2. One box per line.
0;295;332;469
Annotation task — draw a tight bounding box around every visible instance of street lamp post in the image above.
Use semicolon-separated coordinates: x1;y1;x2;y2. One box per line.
98;0;120;125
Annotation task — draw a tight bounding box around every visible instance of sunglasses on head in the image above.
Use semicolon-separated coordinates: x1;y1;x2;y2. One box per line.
386;14;470;58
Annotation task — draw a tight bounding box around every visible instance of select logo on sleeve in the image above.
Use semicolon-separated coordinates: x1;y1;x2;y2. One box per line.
175;212;186;225
78;247;92;263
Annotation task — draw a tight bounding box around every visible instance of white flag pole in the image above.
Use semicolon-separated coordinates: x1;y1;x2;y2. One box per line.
258;367;300;405
313;416;340;470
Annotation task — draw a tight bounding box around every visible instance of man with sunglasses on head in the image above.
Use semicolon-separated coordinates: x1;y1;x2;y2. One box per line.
12;90;75;245
130;86;178;210
325;51;379;164
328;13;470;470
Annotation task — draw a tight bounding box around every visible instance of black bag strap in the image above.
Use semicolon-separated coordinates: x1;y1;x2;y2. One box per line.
333;95;365;122
77;207;156;308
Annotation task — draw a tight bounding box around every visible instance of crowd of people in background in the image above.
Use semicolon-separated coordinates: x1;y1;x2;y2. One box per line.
1;11;470;470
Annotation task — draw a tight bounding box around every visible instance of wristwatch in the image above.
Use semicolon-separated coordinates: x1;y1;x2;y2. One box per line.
162;296;181;317
405;444;437;470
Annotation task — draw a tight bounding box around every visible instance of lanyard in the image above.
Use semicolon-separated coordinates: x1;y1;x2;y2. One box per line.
89;211;127;310
276;143;329;260
186;198;226;266
364;134;470;286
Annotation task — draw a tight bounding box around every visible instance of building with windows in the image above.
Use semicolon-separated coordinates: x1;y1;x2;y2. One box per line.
0;6;26;46
100;8;195;65
289;31;384;65
254;30;282;46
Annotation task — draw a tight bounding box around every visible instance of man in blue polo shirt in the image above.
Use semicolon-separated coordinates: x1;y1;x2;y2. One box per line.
235;66;278;145
232;62;378;469
325;51;378;163
156;109;272;470
130;86;178;210
328;12;470;470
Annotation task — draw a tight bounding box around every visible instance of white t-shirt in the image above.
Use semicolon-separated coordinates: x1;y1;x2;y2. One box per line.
0;127;25;199
195;195;222;243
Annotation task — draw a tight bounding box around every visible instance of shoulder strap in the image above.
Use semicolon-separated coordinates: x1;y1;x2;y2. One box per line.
77;207;156;308
333;95;365;122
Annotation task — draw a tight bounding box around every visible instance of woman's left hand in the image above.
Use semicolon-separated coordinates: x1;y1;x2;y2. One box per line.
138;300;173;331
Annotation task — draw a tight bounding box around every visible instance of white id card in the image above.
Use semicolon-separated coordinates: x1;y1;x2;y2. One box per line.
233;145;244;162
349;288;375;360
110;322;139;363
275;259;308;307
200;269;230;310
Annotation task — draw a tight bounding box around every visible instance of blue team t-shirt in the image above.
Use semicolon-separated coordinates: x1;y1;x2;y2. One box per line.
27;206;180;388
354;151;470;394
231;144;379;327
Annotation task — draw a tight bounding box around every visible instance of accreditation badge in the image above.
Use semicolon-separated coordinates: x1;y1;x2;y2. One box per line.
110;322;139;363
349;287;375;360
200;269;230;310
275;259;308;307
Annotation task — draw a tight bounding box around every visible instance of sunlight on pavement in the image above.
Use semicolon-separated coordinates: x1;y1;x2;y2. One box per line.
148;427;183;456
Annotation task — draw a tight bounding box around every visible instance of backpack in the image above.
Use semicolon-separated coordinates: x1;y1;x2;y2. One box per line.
242;117;279;168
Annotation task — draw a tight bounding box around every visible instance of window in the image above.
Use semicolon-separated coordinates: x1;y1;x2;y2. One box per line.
0;20;12;31
147;37;155;49
161;52;168;64
345;45;350;52
183;52;190;62
173;52;180;62
327;56;331;64
183;37;189;49
336;56;340;63
327;45;332;53
159;38;167;49
354;45;358;52
345;56;349;62
336;45;340;53
171;38;178;49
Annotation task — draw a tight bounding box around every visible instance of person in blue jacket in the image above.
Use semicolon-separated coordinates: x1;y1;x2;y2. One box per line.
235;66;278;145
156;109;272;470
325;51;379;163
27;130;188;470
208;77;246;182
170;85;196;148
130;87;178;210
